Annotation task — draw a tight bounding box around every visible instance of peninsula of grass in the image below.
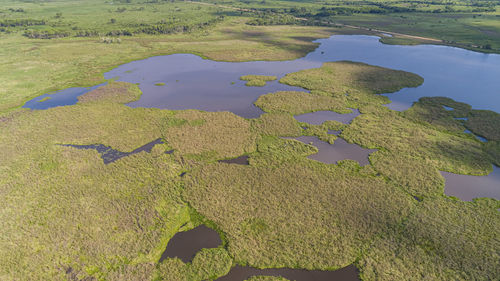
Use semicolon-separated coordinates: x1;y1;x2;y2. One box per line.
78;81;142;104
240;75;277;87
37;96;51;103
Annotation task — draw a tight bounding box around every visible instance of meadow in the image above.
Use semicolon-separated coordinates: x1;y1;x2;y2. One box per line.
0;0;499;280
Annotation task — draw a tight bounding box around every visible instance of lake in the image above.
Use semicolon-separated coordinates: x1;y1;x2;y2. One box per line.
25;35;500;116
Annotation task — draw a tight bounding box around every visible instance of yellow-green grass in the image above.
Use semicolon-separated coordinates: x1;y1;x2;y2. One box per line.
183;153;416;270
0;95;258;279
359;197;500;280
154;248;233;281
279;61;424;97
78;81;142;104
250;113;302;137
255;61;423;117
255;90;350;115
466;110;500;142
300;120;345;144
343;106;493;176
240;75;277;87
1;54;499;281
403;97;500;142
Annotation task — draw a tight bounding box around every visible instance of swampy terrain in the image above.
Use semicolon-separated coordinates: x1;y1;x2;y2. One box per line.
1;1;499;281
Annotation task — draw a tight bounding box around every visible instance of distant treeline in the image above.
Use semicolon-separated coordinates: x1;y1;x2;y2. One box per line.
23;30;70;39
245;2;495;20
0;19;45;27
22;16;224;39
247;14;299;25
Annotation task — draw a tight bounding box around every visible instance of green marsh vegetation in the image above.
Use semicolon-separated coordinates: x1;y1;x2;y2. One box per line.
0;5;499;278
2;59;498;280
255;61;423;116
240;75;277;86
155;248;233;281
78;81;142;104
0;81;259;280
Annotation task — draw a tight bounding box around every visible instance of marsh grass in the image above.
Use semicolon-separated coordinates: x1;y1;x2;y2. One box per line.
0;100;257;280
359;197;500;281
78;81;142;104
246;276;290;281
255;91;349;114
279;61;423;96
155;248;233;281
184;142;416;270
466;110;500;141
251;113;302;137
240;75;277;87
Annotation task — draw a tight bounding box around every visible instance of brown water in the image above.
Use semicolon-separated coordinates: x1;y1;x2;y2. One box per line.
216;264;360;281
289;136;376;166
60;138;164;164
441;165;500;201
218;155;250;165
159;225;222;263
294;109;361;125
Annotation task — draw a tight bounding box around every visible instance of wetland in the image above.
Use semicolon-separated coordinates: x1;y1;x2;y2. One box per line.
3;24;500;281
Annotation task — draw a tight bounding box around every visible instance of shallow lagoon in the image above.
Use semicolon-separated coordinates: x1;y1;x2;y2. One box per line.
106;35;500;114
26;35;500;116
442;166;500;201
288;136;376;166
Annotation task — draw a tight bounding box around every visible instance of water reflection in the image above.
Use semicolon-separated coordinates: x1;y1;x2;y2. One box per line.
441;165;500;201
288;136;376;166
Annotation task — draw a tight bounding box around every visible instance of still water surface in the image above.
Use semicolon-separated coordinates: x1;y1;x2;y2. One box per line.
25;35;500;116
442;166;500;201
288;136;376;166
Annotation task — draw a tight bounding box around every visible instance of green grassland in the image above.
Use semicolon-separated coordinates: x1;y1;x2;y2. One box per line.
200;0;500;51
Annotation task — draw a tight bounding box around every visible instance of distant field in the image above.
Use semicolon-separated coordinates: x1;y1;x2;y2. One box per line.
199;0;500;51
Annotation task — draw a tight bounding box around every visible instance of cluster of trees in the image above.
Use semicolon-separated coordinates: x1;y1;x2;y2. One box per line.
100;37;122;44
22;15;225;39
132;15;224;35
0;19;45;27
245;14;299;26
23;29;70;39
8;8;25;13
